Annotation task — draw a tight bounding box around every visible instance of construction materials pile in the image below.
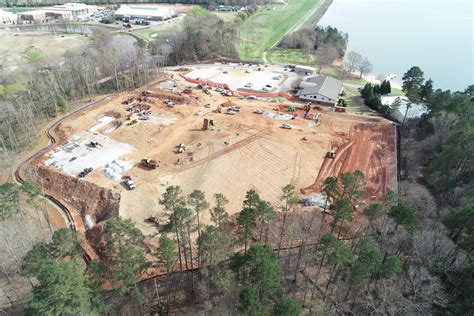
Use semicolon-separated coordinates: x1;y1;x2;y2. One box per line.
102;160;133;181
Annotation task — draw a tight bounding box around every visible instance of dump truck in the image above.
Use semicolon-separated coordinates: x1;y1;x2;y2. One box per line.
141;157;159;169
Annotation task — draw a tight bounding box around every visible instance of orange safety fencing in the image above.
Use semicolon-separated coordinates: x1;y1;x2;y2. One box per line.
180;75;304;103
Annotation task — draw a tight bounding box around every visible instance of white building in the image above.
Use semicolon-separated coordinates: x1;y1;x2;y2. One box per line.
0;9;16;24
294;65;315;75
381;96;428;123
296;75;343;106
114;5;175;21
47;3;97;17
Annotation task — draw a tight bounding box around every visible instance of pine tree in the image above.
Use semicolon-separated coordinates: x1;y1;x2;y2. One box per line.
237;207;257;252
277;184;299;257
157;235;177;310
210;193;229;228
25;259;96;316
90;217;149;298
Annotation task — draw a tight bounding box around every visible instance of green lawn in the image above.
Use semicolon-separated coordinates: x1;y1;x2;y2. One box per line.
266;48;316;66
3;7;38;13
238;0;320;61
390;87;405;96
24;46;44;63
135;20;182;41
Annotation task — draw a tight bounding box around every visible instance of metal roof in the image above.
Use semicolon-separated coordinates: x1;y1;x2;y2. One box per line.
297;75;343;100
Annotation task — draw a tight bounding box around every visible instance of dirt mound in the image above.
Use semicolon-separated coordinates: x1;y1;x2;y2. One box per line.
35;165;120;224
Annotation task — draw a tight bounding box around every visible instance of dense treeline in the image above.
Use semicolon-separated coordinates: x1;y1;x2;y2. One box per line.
394;66;473;314
280;25;348;58
10;168;470;314
279;25;348;72
359;80;392;115
152;7;239;65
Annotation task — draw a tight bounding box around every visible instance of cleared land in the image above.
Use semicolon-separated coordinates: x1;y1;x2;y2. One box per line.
0;29;90;73
37;65;396;236
238;0;320;61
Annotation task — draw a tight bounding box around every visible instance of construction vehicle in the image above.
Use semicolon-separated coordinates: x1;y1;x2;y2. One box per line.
88;141;101;148
145;216;159;225
177;143;186;153
164;99;175;107
127;118;138;126
125;180;136;190
326;150;336;158
141;157;159;169
203;118;216;130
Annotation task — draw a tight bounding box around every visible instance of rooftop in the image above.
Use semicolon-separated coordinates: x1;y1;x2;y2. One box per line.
297;75;343;101
115;5;175;18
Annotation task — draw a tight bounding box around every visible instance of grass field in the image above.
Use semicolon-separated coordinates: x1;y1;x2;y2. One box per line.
238;0;320;61
3;7;38;13
266;48;316;66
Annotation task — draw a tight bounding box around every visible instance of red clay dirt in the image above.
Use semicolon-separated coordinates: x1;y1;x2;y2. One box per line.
301;123;395;199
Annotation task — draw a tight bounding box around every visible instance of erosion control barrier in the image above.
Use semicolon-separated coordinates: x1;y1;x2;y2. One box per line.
180;74;304;104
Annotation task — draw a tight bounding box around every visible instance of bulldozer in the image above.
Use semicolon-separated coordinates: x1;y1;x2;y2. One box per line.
141;157;159;169
203;118;216;130
326;150;336;159
127;118;138;126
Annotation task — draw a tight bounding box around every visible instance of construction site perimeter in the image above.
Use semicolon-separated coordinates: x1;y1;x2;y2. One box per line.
29;66;397;238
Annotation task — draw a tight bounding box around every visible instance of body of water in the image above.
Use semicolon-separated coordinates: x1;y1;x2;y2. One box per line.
318;0;473;91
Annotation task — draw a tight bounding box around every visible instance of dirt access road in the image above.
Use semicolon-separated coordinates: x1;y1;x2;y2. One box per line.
262;0;328;64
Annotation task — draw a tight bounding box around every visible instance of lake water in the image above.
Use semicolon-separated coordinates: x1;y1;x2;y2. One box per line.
318;0;473;91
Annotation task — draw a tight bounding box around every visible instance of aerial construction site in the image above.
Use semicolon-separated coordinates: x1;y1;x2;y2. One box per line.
26;63;397;241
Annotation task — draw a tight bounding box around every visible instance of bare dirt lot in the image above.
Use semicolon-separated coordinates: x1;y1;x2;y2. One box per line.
37;69;396;235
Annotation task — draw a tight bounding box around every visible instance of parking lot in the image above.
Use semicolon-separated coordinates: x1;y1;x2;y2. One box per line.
185;63;302;93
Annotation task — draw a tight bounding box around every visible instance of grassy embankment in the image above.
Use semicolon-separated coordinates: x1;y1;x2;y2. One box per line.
238;0;320;62
3;7;38;13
